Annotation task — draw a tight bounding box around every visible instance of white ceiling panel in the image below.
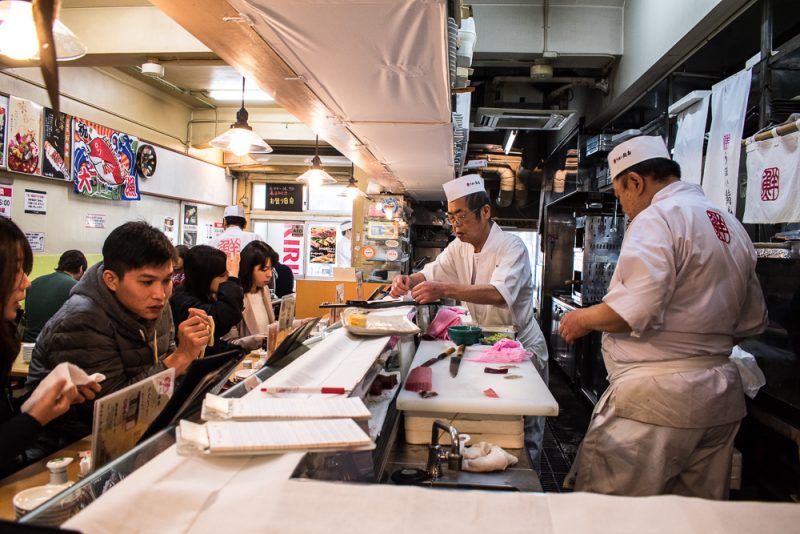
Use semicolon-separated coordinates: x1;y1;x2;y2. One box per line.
227;0;454;193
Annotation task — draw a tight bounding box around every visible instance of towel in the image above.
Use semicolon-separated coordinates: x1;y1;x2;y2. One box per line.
425;307;465;340
465;339;531;363
462;441;519;472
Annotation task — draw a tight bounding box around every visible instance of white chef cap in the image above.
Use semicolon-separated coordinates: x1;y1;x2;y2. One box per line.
442;174;486;202
340;221;352;232
607;136;671;179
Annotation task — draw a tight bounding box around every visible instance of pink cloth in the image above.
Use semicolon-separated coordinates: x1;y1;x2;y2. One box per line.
425;307;465;340
465;339;531;363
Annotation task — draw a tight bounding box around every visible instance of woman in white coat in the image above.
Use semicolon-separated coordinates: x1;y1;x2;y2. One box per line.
225;241;276;351
390;175;549;470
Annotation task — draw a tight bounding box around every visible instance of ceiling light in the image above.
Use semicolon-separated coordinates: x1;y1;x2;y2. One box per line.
208;89;273;102
141;59;164;78
338;164;366;200
0;0;87;61
209;77;272;157
503;129;518;155
296;136;336;187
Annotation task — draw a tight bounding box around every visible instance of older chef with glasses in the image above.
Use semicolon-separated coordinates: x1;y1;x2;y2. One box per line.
390;175;549;470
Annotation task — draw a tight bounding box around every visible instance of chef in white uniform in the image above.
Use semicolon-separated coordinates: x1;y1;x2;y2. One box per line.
336;221;352;267
559;136;767;499
209;205;262;255
390;175;549;469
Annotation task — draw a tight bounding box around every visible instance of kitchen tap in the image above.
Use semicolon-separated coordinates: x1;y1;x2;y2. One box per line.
426;420;462;479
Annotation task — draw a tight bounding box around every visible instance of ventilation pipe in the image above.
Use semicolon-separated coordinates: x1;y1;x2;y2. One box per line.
488;165;516;207
514;167;532;208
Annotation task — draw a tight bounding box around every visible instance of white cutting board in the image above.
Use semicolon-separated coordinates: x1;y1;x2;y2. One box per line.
396;340;559;416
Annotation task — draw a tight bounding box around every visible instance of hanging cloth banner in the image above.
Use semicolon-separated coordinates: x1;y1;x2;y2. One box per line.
743;128;800;223
702;69;751;214
672;93;710;185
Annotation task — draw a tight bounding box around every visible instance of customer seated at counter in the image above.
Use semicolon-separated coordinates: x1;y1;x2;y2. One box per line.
23;249;87;343
1;218;99;476
26;221;211;453
224;241;275;351
170;245;244;355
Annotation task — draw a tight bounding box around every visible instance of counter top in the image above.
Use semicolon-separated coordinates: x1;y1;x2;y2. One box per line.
397;340;558;416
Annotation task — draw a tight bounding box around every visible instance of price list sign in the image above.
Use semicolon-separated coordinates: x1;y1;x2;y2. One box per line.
266;183;303;212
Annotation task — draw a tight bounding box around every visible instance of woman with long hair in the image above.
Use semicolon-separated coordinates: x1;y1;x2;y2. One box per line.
169;245;243;355
224;241;276;351
0;218;99;477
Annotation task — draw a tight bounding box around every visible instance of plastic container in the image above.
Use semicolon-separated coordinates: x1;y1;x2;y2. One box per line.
447;325;483;346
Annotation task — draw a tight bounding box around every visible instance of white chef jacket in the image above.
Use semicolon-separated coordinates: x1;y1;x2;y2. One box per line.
209;226;262;255
603;180;767;365
336;235;352;267
422;222;548;364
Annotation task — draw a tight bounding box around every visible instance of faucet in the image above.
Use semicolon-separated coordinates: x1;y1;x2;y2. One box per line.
426;420;462;479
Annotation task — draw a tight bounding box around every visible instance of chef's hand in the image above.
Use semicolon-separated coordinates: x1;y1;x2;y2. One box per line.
411;281;447;304
559;310;592;344
390;274;412;297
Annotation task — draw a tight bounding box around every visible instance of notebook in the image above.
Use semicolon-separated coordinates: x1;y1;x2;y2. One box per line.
177;418;374;455
201;394;372;421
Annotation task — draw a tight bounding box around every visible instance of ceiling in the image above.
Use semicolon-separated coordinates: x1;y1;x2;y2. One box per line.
43;0;625;201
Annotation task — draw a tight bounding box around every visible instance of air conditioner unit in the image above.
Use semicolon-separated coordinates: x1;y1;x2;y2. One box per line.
474;107;576;130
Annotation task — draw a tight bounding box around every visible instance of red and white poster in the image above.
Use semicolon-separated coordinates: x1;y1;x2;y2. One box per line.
0;95;8;168
282;224;304;276
72;117;140;201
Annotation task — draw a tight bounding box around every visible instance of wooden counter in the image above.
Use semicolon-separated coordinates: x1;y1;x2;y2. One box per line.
295;279;387;319
0;437;90;521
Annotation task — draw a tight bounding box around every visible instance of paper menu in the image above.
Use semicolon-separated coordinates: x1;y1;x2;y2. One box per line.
178;419;374;455
202;394;372;421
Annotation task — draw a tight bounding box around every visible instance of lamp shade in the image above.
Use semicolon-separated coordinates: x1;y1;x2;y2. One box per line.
210;127;271;157
296;155;337;187
0;1;87;61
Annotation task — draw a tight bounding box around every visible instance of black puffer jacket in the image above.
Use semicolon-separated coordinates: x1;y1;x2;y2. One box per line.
26;263;176;444
169;278;243;356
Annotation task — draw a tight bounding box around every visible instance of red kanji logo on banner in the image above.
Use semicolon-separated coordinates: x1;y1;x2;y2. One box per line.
706;210;731;244
217;238;241;255
760;167;780;201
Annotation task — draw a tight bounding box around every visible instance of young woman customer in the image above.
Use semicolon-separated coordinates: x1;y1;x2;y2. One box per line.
0;218;100;477
169;245;244;355
224;241;276;351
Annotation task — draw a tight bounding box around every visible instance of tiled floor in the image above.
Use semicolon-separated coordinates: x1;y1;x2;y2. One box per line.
530;365;593;492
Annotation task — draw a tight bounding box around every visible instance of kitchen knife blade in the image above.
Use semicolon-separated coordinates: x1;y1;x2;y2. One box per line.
420;346;455;368
449;344;465;377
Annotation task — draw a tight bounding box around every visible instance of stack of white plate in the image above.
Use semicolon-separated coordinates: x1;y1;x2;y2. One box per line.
21;342;35;363
13;484;80;526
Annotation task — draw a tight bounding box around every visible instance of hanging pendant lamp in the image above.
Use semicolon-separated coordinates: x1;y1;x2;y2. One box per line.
338;163;366;199
209;77;272;157
0;0;87;61
296;136;336;187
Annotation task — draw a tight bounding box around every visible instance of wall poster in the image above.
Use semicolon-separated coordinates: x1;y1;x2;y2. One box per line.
42;107;71;180
24;189;47;214
0;185;12;219
25;232;45;252
72;117;140;201
266;183;303;212
7;96;43;175
309;225;337;265
0;95;7;168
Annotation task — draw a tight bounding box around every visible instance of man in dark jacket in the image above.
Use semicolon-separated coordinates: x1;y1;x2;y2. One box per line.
26;222;211;449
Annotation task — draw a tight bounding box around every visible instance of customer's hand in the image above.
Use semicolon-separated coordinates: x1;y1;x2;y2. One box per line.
227;252;240;278
166;309;212;374
25;378;76;426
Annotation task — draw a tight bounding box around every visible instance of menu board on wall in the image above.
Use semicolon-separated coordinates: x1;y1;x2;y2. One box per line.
309;225;337;264
266;183;303;212
42;108;71;180
72;117;140;201
0;96;7;168
7;97;43;175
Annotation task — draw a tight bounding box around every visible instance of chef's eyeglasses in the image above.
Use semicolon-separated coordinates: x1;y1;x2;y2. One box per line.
446;206;482;225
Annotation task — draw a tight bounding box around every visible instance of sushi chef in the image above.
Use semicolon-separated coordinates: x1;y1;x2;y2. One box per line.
390;175;549;469
559;136;767;499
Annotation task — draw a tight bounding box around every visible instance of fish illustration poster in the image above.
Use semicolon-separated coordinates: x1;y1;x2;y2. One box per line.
42;108;71;180
72;117;140;201
8;97;43;175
